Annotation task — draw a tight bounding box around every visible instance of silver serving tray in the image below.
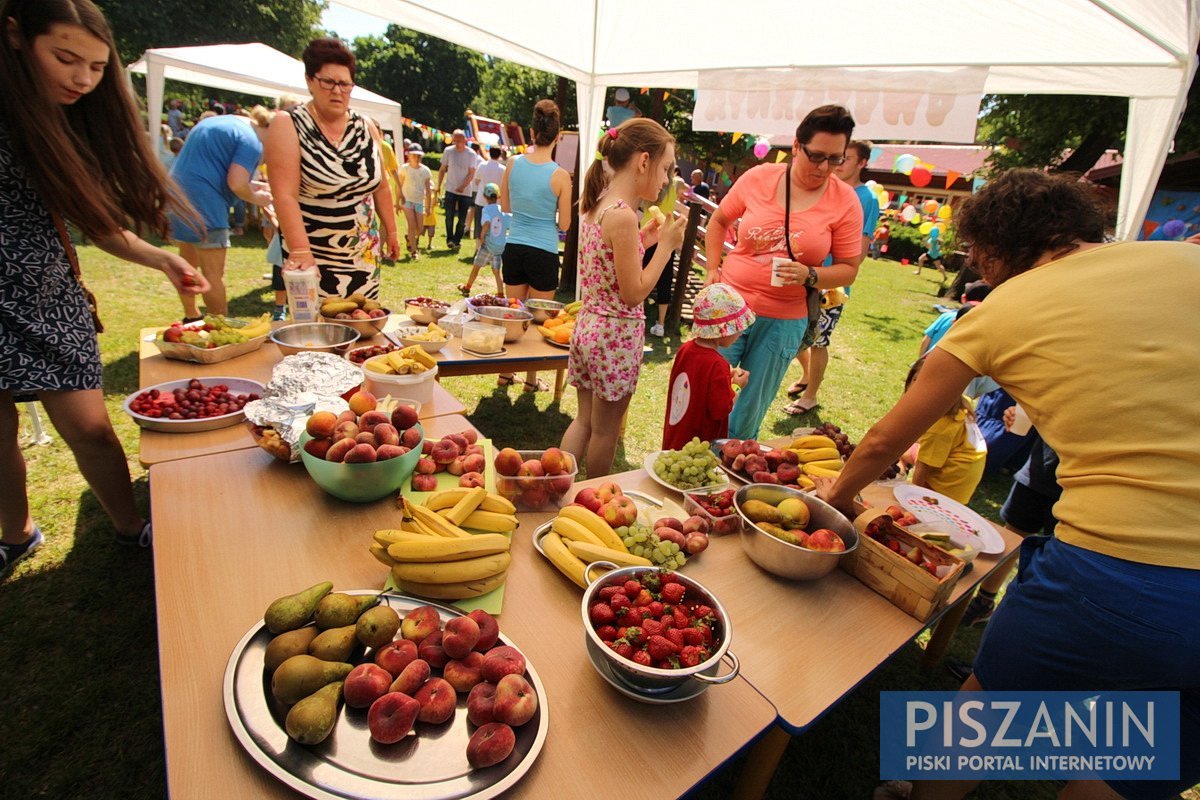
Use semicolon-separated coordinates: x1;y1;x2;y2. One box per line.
223;591;548;800
708;439;772;485
123;377;264;433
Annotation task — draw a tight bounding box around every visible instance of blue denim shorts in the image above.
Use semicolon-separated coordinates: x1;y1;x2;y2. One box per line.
403;200;425;214
975;536;1200;798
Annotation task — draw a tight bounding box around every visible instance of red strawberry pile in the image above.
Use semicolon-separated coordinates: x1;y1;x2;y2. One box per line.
588;571;720;670
684;488;741;534
129;379;258;420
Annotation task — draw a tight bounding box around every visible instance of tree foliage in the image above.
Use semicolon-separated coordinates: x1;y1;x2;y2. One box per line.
352;26;484;131
470;60;576;128
95;0;324;65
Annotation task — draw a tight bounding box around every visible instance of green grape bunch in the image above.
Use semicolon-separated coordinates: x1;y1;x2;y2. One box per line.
620;522;688;570
653;437;724;490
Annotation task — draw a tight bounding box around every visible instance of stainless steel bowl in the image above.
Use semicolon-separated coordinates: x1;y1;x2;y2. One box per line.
580;564;739;695
734;483;858;580
317;309;392;336
474;306;533;342
403;299;450;325
269;322;360;356
525;299;564;323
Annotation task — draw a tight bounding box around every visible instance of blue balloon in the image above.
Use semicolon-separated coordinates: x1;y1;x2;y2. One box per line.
1162;219;1186;238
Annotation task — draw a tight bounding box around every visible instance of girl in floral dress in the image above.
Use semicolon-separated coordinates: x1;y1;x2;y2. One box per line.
561;119;687;477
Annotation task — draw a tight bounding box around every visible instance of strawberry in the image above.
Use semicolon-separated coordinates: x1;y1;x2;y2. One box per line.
596;625;618;641
679;646;703;667
694;604;715;620
617;610;641;627
665;628;686;647
672;606;691;629
632;650;653;667
639;607;655;620
623;626;646;646
659;571;679;586
599;586;623;600
609;593;631;612
659;614;675;630
654;659;674;670
606;640;621;651
646;635;679;661
696;624;714;646
623;580;642;597
682;627;705;646
615;642;635;660
648;601;665;617
590;602;616;625
642;618;664;636
640;573;662;592
660;582;686;604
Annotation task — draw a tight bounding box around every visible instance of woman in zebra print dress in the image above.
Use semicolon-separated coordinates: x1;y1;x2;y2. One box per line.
266;38;398;301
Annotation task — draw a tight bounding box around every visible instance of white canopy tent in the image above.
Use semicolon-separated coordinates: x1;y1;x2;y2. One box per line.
128;43;403;140
331;0;1198;239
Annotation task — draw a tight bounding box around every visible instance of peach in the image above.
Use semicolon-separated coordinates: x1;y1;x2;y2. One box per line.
685;531;709;554
303;438;332;460
458;472;485;488
376;444;405;461
655;527;686;548
464;443;484;457
401;426;423;449
781;449;801;465
351;308;371;320
731;453;747;472
481;645;526;684
540;447;568;475
595;481;623;504
493;673;538;727
400;606;441;642
374;639;419;677
461;453;485;474
389;658;431;695
415;457;437;475
776;462;801;484
344;663;393;708
367;691;420;744
466;681;497;725
516;459;544;489
682;515;711;535
600;496;638;528
657;516;684;532
743;454;768;475
573;487;602;513
417;630;449;668
516;485;549;511
367;308;387;318
344;442;377;463
548;474;573;497
359;409;390;432
466;722;516;768
720;440;741;463
305;411;338;439
431;439;459;465
411;473;439;491
447;456;466;477
467;610;500;651
333;420;360;442
373;423;400;447
390;404;419;430
741;439;760;456
413;677;456;724
348;390;377;415
443;651;485;693
441;616;480;659
421;439;435;456
460;429;479;444
494;447;523;476
325;438;355;463
337;410;358;424
765;449;786;470
354;431;379;448
445;433;469;452
751;470;779;484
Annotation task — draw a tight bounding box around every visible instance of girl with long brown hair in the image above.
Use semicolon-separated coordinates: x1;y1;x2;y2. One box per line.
0;0;207;570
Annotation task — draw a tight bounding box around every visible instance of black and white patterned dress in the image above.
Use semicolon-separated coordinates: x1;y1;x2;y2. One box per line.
0;122;102;397
284;105;383;300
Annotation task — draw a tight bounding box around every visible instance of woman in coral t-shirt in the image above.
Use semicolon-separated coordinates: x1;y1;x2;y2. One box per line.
703;105;864;439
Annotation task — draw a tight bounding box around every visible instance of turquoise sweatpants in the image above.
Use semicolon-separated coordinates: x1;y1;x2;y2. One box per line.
720;314;806;440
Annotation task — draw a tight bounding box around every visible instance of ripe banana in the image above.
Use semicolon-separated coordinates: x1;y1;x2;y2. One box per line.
541;531;588;588
802;459;844;472
374;528;437;547
563;300;582;315
239;320;271;339
802;464;842;478
550;517;605;548
555;505;628;553
444;486;486;526
399;571;507;600
389;551;511;584
386;534;510;563
400;345;436;370
796;447;842;463
406;500;470;538
369;543;395;567
424;488;516;515
796;475;817;490
790;435;837;450
565;539;652;568
458;510;519;533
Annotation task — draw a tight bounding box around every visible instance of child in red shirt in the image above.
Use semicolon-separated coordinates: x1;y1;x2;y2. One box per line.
662;284;755;449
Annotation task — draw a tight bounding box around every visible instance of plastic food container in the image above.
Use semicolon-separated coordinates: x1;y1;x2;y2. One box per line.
494;448;578;511
474;306;533;343
360;358;438;406
461;321;505;354
683;490;744;536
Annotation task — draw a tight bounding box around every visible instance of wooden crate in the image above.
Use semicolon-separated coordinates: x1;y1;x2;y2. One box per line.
840;505;965;621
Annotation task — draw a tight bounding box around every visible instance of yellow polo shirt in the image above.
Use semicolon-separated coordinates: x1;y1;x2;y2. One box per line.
938;241;1200;568
916;402;987;504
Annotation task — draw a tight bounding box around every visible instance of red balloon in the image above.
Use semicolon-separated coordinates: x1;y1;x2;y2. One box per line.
910;167;932;188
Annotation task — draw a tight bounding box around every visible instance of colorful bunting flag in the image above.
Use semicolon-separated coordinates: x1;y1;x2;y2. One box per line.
944;170;962;189
774;150;787;163
731;132;743;144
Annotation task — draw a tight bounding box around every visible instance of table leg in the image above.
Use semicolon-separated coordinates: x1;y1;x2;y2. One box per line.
553;369;566;402
921;595;972;671
731;723;791;800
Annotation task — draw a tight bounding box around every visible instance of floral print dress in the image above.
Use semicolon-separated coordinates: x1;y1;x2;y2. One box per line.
567;200;645;402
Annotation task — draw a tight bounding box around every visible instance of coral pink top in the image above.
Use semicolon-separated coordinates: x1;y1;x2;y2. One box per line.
716;164;862;319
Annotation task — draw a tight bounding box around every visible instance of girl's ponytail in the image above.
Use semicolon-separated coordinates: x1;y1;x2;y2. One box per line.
579;118;674;216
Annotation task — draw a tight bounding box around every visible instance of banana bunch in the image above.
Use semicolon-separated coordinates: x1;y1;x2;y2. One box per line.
788;434;844;479
405;322;450;342
363;345;437;375
369;492;516;600
320;293;383;317
202;313;271;341
540;505;648;589
563;300;582;316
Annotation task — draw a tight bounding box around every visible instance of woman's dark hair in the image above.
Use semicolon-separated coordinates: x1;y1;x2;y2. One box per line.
955;169;1105;285
579;117;675;215
530;99;560;147
302;38;356;81
795;104;855;146
0;0;193;237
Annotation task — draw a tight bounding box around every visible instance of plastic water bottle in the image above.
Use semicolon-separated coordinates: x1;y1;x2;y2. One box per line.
284;265;320;323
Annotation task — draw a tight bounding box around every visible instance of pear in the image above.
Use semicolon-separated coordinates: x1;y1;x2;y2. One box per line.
264;626;320;673
264;581;334;634
314;593;380;629
285;681;343;745
308;624;360;663
271;654;353;705
355;604;401;649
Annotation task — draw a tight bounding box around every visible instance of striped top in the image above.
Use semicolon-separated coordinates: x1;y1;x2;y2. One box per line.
284;105;382;299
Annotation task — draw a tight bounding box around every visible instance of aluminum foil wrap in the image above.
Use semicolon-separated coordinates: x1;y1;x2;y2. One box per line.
243;353;360;461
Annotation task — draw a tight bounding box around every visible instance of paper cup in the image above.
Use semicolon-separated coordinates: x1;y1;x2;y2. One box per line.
1010;404;1032;436
771;257;790;287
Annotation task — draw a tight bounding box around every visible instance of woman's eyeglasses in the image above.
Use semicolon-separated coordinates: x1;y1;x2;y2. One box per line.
313;76;355;92
799;144;847;166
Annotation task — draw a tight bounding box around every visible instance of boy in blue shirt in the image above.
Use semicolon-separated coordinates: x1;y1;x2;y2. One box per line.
459;183;509;296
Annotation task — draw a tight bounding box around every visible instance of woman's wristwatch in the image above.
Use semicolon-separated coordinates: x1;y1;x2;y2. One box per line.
804;266;819;287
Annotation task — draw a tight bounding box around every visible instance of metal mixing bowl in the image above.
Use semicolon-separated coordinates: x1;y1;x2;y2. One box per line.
734;483;858;580
270;323;360;356
524;299;564;323
317;310;392;336
473;306;533;343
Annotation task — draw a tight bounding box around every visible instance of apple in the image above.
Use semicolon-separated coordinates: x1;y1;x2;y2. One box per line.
305;411;338;439
359;409;390;432
467;610;500;651
374;639;419;677
443;651;485;692
401;426;422;449
777;497;810;528
685;532;709;554
373;423;400;447
325;438;355;462
595;481;623;505
354;431;379;448
467;681;497;725
348;390;377;415
418;630;449;668
376;444;405;461
540;447;568;475
415;457;437;475
389;658;431;695
431;439;459;465
494;447;523;476
344;663;394;708
481;645;526;684
303;438;332;459
367;692;420;744
656;516;683;532
344;443;377;463
391;403;419;430
682;515;711;535
599;496;638;528
492;673;538;727
411;473;439;491
807;528;846;552
516;459;545;489
333;420;360;442
466;722;516;768
573;487;602;514
441;616;481;659
459;472;485;488
461;453;485;474
414;677;456;724
400;606;440;642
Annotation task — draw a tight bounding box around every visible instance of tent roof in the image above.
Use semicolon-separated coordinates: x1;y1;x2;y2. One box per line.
128;43;402;133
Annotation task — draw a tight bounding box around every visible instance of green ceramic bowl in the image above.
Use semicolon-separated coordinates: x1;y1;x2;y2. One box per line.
298;426;424;502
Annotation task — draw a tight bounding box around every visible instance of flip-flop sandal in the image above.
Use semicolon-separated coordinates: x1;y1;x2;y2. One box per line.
523;379;550;393
116;521;152;548
786;381;808;397
457;285;471;296
785;398;820;415
497;375;516;387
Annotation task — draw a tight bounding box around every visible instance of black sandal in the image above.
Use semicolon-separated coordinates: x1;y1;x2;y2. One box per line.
523;378;550;393
497;375;515;387
786;381;808;398
116;521;152;548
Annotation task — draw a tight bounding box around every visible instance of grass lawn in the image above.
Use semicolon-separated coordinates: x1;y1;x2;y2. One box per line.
2;231;1184;799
